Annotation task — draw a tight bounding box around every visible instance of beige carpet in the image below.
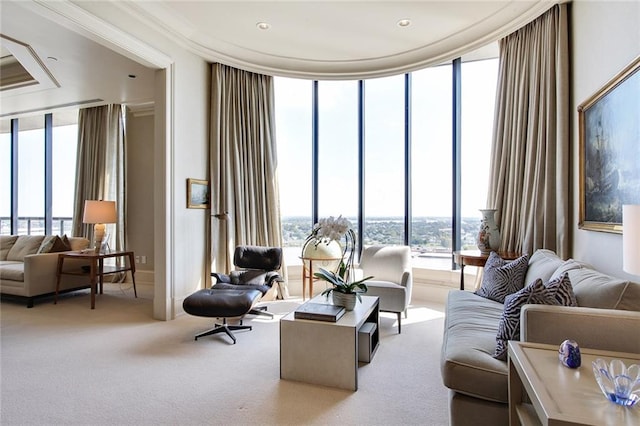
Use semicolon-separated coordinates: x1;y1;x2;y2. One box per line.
1;285;449;425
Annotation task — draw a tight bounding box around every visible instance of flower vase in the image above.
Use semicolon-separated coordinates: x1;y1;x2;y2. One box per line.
332;291;357;311
477;209;501;254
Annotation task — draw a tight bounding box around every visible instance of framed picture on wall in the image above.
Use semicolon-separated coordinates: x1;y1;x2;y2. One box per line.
187;178;210;209
578;56;640;233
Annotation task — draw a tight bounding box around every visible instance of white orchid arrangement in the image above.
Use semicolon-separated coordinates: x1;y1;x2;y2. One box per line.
313;215;352;243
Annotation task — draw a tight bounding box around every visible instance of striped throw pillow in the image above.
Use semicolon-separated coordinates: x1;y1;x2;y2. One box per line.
476;252;530;303
493;279;554;360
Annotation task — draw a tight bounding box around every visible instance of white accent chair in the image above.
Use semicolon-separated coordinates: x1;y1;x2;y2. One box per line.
357;245;413;333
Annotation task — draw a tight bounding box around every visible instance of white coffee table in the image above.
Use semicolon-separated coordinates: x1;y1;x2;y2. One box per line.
508;341;640;426
280;295;379;391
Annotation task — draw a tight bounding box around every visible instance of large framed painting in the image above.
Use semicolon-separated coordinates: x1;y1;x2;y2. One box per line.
187;178;210;209
579;56;640;233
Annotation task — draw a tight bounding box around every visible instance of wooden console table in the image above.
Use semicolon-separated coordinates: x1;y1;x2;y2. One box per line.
508;341;640;426
55;251;137;309
453;250;521;290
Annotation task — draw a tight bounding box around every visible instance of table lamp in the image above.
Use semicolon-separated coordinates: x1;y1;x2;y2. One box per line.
623;205;640;276
83;200;117;253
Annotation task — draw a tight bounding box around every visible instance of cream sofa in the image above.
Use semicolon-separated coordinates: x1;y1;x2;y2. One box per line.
0;235;91;307
440;249;640;426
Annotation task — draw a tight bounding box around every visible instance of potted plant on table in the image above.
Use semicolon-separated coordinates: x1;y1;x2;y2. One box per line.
316;261;373;311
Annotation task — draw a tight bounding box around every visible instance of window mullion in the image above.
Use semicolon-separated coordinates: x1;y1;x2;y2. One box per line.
44;113;53;235
452;58;462;269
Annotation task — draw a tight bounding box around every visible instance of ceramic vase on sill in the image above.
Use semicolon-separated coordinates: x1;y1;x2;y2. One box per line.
477;209;500;254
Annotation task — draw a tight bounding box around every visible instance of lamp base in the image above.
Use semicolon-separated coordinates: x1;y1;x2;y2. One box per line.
94;223;106;254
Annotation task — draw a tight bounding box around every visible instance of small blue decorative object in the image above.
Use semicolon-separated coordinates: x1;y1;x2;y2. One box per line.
559;339;581;368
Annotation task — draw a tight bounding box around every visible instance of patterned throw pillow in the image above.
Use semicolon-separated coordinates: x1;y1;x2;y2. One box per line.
544;272;577;306
38;236;72;253
494;278;553;360
37;236;58;254
50;235;71;253
475;252;530;303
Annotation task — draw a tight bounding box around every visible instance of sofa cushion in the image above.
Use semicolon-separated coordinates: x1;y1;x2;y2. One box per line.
0;235;19;261
0;261;25;281
6;236;45;261
476;252;529;303
523;249;564;285
551;258;587;280
68;236;90;251
568;268;640;311
441;290;510;403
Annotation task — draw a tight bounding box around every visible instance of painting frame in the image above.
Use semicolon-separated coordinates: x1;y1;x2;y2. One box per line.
578;56;640;234
187;178;210;209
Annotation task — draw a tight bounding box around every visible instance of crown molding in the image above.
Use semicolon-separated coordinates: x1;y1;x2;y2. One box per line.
24;0;172;69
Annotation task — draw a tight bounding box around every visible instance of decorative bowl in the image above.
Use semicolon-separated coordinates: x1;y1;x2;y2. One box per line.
592;358;640;407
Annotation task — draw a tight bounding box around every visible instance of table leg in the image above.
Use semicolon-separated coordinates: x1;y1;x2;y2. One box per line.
508;357;523;426
128;253;137;298
99;258;104;294
459;264;465;291
308;259;314;299
302;264;307;301
54;255;64;304
90;259;97;310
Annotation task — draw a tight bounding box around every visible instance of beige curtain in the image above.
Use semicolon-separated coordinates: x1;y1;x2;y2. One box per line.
487;3;570;259
72;104;126;255
209;63;287;296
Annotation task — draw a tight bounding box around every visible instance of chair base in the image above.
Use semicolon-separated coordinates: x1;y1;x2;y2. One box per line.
194;318;252;344
248;305;273;319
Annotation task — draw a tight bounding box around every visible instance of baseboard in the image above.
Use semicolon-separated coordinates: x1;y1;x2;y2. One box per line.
123;269;154;286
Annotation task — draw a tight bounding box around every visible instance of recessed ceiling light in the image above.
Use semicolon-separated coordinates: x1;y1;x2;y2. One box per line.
397;19;411;28
256;22;271;30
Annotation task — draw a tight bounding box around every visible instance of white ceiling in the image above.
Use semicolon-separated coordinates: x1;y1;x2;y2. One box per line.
0;0;560;121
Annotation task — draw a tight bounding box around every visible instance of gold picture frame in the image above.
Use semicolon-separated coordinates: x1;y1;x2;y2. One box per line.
578;56;640;233
187;178;210;209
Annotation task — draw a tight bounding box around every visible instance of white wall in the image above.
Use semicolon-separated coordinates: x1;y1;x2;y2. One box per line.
126;108;155;282
571;1;640;281
169;52;211;313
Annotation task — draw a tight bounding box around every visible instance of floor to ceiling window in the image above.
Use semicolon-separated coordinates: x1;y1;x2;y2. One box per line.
364;74;405;246
275;52;499;270
411;64;453;268
17;120;45;235
52;115;79;235
0;111;78;236
460;59;499;253
317;81;359;223
274;78;313;265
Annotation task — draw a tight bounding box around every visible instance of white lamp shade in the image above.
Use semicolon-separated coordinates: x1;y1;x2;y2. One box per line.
623;205;640;276
83;200;117;224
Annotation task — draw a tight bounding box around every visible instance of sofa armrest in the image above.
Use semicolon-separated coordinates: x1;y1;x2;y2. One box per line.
521;304;640;354
23;252;90;296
